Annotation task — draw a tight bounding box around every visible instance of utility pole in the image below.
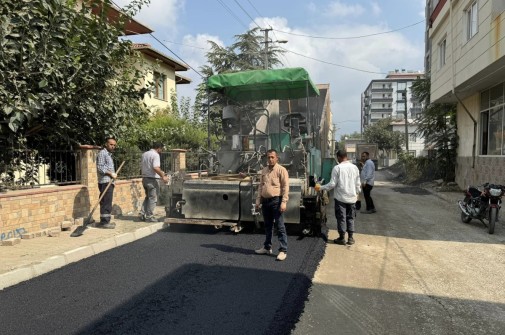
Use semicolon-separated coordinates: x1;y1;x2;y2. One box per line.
260;28;272;69
403;91;409;153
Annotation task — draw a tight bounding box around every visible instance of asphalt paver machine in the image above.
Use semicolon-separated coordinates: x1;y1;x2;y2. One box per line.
165;68;331;235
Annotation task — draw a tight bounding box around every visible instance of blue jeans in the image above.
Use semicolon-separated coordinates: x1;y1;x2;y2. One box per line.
334;199;355;236
261;196;288;253
141;177;160;218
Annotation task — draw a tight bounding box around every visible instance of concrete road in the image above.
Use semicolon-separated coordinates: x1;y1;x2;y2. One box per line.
294;175;505;335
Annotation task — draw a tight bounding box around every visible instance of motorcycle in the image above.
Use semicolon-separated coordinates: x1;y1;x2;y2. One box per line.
458;183;505;234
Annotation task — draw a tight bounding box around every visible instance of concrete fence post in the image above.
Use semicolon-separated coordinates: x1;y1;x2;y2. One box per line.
170;149;187;173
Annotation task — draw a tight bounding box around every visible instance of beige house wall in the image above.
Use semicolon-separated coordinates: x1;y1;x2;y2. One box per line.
429;0;505;188
140;55;177;111
430;0;505;102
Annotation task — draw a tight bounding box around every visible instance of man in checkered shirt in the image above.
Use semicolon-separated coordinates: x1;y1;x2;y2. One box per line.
96;137;117;229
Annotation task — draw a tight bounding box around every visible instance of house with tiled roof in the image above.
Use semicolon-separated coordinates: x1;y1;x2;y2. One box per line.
132;43;191;111
86;1;191;112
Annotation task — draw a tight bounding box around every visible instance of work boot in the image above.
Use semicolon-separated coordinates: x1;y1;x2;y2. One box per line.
255;247;272;255
347;236;355;245
145;216;158;222
97;222;116;229
334;236;346;245
276;251;287;261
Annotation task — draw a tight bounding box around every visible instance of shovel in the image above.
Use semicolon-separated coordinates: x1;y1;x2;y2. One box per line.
71;161;125;237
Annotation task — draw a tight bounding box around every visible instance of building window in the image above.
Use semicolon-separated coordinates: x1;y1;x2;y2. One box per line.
480;83;505;155
408;150;416;157
153;72;166;100
439;39;446;67
466;1;478;40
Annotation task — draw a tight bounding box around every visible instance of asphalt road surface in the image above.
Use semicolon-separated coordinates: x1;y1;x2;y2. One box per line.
0;223;325;335
2;169;505;335
294;170;505;335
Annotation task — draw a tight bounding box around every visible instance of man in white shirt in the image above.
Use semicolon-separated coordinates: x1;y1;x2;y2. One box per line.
316;149;361;245
140;142;169;222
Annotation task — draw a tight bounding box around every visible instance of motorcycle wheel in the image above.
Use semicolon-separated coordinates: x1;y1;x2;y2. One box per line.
460;196;472;223
488;207;497;234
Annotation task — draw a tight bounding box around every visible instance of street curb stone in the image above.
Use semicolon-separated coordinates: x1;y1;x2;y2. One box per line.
115;233;135;246
91;238;118;255
0;267;35;290
63;246;95;264
32;256;67;276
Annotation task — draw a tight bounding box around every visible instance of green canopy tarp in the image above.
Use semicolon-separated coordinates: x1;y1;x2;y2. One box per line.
207;67;320;102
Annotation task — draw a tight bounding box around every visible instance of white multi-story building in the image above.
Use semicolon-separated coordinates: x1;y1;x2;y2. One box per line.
427;0;505;187
361;70;426;160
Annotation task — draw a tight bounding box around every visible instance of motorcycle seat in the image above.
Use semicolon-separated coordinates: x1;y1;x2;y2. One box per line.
468;187;481;198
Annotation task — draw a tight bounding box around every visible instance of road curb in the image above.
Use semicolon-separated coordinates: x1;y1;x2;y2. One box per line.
0;222;167;291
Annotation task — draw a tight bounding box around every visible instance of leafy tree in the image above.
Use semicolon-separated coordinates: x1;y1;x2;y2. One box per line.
193;28;285;149
0;0;151;150
411;76;457;181
363;118;404;157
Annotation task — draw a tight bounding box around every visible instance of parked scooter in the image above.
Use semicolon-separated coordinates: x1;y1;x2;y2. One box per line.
458;183;505;234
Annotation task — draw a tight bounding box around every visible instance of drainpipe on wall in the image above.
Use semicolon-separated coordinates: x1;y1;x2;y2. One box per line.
454;92;476;169
449;2;476;169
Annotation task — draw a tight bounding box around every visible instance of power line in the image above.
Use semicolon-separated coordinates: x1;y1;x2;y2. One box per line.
163;40;207;50
279;46;386;75
240;0;291;67
245;0;262;17
233;0;261;29
274;19;425;40
215;0;249;30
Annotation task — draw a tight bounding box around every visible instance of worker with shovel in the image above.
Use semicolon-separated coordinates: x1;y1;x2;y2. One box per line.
96;137;118;229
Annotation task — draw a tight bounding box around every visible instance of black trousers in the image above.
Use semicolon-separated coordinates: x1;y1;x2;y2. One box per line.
363;183;375;211
98;183;114;224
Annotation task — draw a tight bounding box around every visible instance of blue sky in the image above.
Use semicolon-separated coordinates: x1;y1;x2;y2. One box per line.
114;0;427;137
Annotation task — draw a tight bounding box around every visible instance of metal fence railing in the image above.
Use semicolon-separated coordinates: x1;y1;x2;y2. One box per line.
0;148;81;191
0;148;217;192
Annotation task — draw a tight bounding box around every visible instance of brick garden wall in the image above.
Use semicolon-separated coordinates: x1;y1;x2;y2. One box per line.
0;146;145;241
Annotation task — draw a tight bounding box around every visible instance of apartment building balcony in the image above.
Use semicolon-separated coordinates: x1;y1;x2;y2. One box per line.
371;87;393;93
372;98;393;103
370;110;392;119
370;108;393;113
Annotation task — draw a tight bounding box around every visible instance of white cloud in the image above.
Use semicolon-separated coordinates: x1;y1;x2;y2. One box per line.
325;1;365;17
371;2;382;16
113;0;184;38
176;34;224;102
246;20;424;135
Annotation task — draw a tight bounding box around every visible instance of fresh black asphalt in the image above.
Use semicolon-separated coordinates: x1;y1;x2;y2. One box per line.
0;225;325;335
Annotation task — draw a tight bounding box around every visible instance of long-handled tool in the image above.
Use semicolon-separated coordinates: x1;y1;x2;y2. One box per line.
71;161;125;237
